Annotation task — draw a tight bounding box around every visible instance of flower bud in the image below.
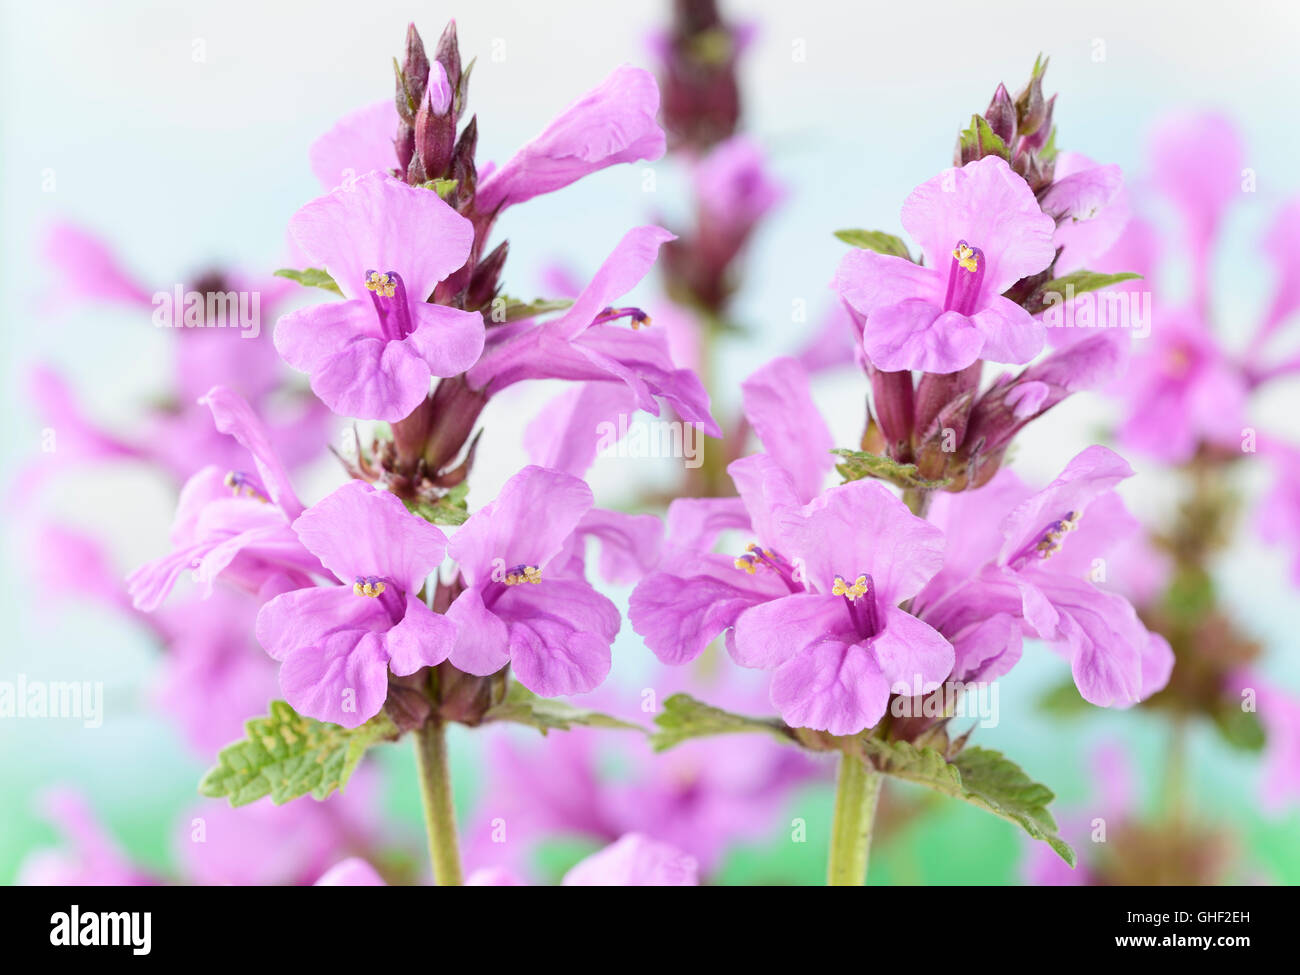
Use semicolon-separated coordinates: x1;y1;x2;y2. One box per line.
415;70;456;179
984;83;1017;145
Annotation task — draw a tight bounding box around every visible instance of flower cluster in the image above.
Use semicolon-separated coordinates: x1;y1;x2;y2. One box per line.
16;8;1300;891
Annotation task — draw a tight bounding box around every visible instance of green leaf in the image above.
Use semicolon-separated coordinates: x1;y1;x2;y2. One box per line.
834;229;912;260
650;693;797;752
832;448;950;490
860;739;1075;866
958;114;1011;162
274;267;343;297
483;682;644;735
489;296;574;324
403;482;470;526
199;701;395;807
1025;270;1143;315
418;178;459;200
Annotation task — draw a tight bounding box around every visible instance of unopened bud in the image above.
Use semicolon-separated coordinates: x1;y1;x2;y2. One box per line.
466;240;508;311
984;83;1017;145
415;68;456;178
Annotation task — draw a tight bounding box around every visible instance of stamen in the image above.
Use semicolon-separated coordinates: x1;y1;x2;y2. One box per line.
834;572;881;639
352;576;387;598
224;471;269;503
831;575;869;600
952;241;980;273
363;268;413;341
942;240;986;317
1034;511;1080;559
365;271;397;298
593;306;652;329
503;565;542;586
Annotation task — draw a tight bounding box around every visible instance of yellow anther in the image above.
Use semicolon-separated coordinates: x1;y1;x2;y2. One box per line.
831;575;868;600
352;580;387;598
504;565;542;586
733;556;757;575
365;271;396;298
952;242;979;273
1035;512;1081;558
632;314;652;330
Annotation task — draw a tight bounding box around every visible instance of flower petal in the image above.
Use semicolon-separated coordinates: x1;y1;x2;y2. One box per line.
403;303;485;378
385;594;457;675
770;639;890;736
448;466;592;585
741;357;834;503
730;593;848;670
288;171;473;302
629;556;788;665
280;629;390;727
871;605;954;694
309;100;400;190
309;334;431;422
864;301;985;374
292;481;447;593
446;586;511;676
495;579;620;696
900;155;1056;294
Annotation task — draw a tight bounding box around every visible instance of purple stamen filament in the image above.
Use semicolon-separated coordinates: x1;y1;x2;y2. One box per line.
733;544;802;593
833;573;881;639
942;240;985;317
1010;511;1081;568
592;306;652;329
365;269;414;341
224;470;269;503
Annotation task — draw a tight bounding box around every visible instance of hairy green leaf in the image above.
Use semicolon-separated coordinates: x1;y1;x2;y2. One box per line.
489;296;574;324
274;267;343;296
860;739;1075;865
1025;270;1143;315
834;229;912;260
199;701;394;807
483;682;643;735
650;693;797;752
403;482;470;526
832;448;950;490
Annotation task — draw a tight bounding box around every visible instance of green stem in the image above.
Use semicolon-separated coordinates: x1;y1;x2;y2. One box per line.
827;751;882;886
414;719;464;886
901;486;931;518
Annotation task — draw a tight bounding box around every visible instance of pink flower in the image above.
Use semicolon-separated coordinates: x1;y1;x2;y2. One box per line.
467;226;719;436
127;386;323;611
467;834;698;886
916;446;1173;707
476;66;666;214
444;467;621;697
275;172;485;421
1113;309;1247;463
256;480;455;727
835;155;1056;373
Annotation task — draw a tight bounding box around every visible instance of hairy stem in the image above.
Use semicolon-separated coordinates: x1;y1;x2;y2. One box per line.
414;719;464;885
827;751;882;886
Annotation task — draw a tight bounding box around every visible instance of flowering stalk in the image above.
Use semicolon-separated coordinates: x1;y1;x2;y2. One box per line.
413;716;463;886
827;753;882;886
